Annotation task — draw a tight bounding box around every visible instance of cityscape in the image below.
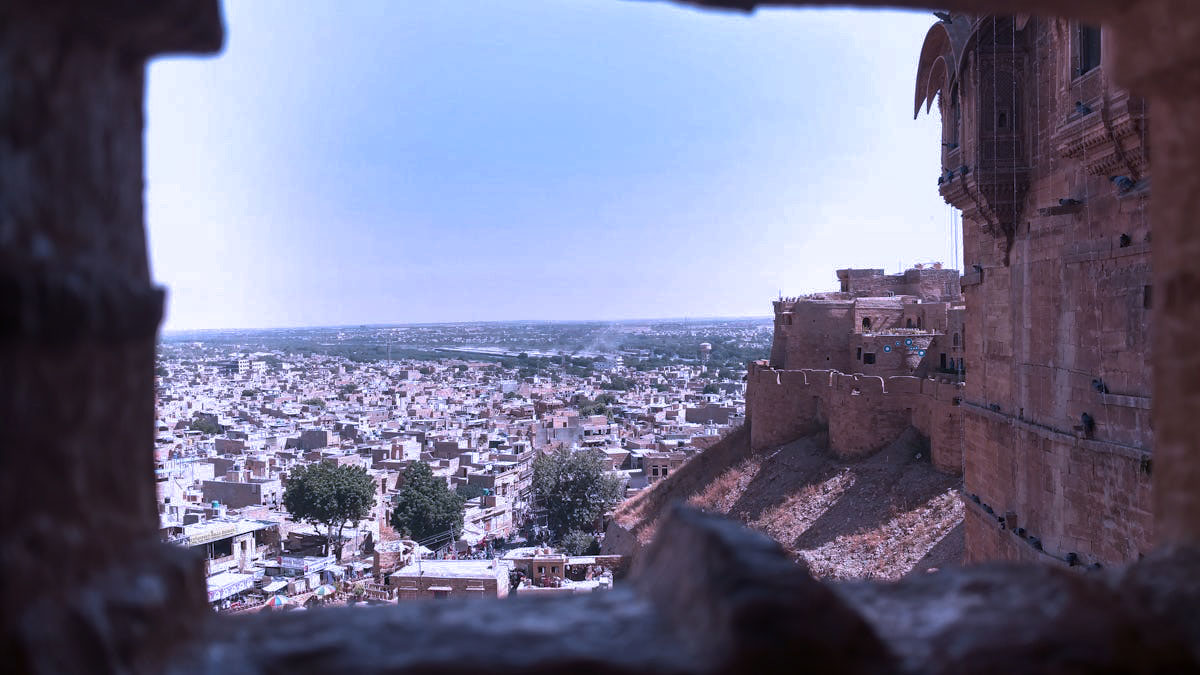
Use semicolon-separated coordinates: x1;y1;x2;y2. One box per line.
155;319;768;608
9;1;1199;673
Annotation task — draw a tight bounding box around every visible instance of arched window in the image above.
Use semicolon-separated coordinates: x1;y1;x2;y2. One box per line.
906;318;914;328
862;317;872;331
917;316;923;329
953;332;961;347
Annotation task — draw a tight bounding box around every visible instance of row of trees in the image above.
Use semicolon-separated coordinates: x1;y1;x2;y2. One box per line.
283;462;466;559
283;449;626;560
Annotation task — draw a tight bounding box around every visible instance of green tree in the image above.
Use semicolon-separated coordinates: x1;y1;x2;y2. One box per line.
533;448;625;539
301;398;326;408
702;383;720;395
605;375;631;391
456;482;489;501
188;415;222;435
283;463;376;560
561;529;598;555
391;462;466;545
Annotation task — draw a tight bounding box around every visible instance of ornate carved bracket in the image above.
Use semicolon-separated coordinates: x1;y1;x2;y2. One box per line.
1053;90;1149;179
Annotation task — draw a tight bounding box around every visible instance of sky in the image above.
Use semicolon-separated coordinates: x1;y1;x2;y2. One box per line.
146;0;955;331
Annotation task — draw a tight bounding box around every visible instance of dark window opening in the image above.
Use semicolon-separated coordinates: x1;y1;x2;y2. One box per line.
949;94;961;146
953;332;961;347
862;317;871;331
906;318;914;328
856;347;862;361
1144;285;1152;309
1079;24;1102;76
940;353;948;370
863;353;876;365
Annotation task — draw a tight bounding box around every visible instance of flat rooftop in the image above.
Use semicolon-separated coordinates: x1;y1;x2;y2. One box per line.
392;559;511;579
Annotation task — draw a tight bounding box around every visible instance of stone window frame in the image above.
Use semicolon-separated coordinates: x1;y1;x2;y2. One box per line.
7;2;1200;673
1075;22;1103;78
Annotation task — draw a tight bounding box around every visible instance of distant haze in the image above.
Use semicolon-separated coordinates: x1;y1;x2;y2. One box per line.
147;1;954;330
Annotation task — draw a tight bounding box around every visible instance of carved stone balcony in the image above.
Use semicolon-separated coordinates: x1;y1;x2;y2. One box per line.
1054;89;1149;179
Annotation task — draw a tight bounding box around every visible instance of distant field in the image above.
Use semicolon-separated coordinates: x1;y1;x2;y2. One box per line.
159;318;773;369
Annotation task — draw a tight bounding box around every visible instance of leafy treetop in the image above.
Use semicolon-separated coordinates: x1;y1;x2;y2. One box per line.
533;448;625;539
391;461;466;546
283;462;376;559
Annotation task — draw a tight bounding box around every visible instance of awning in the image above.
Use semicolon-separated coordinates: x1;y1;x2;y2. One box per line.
206;572;255;602
261;580;288;593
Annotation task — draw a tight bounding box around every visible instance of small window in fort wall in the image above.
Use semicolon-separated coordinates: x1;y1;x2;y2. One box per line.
953;333;961;347
856;347;862;361
783;314;793;326
863;353;876;365
862;317;871;331
906;319;914;328
1078;24;1102;77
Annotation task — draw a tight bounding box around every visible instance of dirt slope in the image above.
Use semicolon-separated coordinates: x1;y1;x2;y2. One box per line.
606;426;963;580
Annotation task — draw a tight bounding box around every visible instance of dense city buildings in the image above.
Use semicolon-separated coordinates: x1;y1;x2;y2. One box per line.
153;321;759;610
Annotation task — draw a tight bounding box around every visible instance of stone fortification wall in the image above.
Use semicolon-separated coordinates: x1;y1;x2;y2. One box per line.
770;299;854;371
961;403;1153;568
836;267;962;301
746;361;964;474
913;15;1156;568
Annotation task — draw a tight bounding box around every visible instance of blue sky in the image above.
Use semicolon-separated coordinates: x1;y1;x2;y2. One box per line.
146;0;953;330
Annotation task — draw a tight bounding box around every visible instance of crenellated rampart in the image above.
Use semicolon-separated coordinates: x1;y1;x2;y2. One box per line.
746;360;964;474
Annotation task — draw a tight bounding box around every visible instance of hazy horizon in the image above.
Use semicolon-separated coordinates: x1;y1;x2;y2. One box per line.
159;313;774;334
147;1;955;331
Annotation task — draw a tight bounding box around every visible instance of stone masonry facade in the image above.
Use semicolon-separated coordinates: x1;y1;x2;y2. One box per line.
749;12;1154;571
921;13;1153;567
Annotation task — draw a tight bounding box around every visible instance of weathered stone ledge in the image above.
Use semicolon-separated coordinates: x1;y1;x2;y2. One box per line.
151;506;1200;675
0;257;164;343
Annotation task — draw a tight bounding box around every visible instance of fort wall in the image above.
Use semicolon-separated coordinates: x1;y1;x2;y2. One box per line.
916;16;1154;567
746;361;964;473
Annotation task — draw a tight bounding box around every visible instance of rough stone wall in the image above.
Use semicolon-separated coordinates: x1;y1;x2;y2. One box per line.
922;15;1154;567
851;301;907;334
746;362;964;472
771;299;855;371
836;267;962;301
745;366;825;451
962;404;1153;566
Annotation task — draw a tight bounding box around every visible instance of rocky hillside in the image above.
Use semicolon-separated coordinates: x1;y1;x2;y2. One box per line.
605;425;963;580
